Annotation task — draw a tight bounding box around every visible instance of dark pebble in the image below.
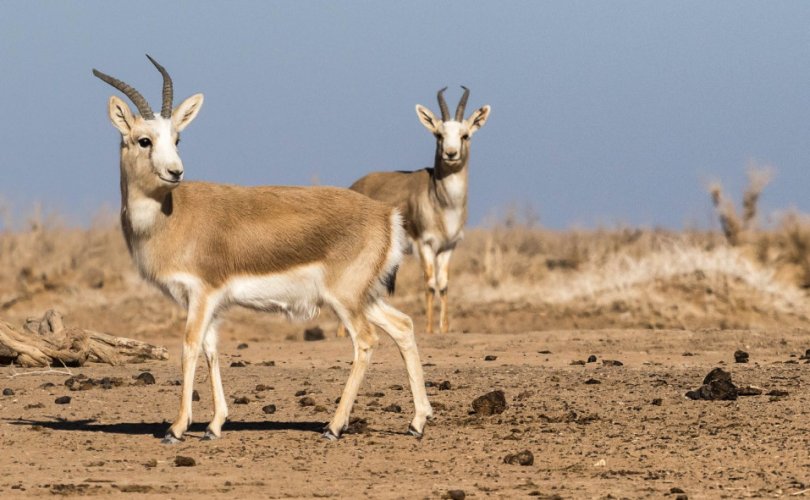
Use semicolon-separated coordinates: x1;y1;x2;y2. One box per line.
295;390;307;396
734;350;749;363
234;396;250;404
602;359;623;366
438;381;452;391
134;372;155;385
570;360;586;366
484;355;497;361
737;386;763;396
587;355;597;363
471;390;507;416
304;326;325;341
767;389;789;397
55;396;71;404
444;490;465;500
255;384;273;392
685;367;737;401
262;404;277;414
2;388;13;396
584;378;601;385
670;487;685;494
39;382;55;389
174;456;196;467
344;417;368;434
230;361;246;368
383;404;402;413
389;384;403;391
651;398;662;406
237;343;249;350
192;390;200;402
259;360;275;367
503;450;534;466
299;396;316;407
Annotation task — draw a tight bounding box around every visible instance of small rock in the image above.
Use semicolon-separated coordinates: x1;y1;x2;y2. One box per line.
25;402;45;409
262;404;277;414
299;396;316;407
314;405;328;413
174;456;196;467
537;350;552;354
471;390;507;416
602;359;623;366
134;372;155;385
383;404;402;413
734;350;749;363
304;326;325;341
586;355;597;363
237;343;249;350
295;390;307;396
484;355;497;361
192;390;200;402
39;382;55;389
670;487;685;494
2;388;14;396
569;360;585;366
143;459;158;469
651;398;663;406
766;389;789;397
503;450;534;466
344;417;368;434
800;349;810;360
368;391;385;398
443;490;466;500
255;384;273;392
737;386;763;396
259;360;275;367
54;396;71;405
584;378;601;385
230;361;246;368
686;368;737;401
389;384;403;391
438;381;452;391
234;396;250;405
99;377;123;390
676;495;688;500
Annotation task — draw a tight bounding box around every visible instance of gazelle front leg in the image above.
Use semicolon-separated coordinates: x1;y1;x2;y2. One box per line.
163;295;214;444
201;319;228;440
417;243;438;334
435;249;454;334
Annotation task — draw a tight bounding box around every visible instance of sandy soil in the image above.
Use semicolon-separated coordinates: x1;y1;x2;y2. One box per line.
1;325;809;499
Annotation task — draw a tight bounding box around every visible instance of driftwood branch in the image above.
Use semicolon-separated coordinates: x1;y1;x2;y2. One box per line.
0;310;168;368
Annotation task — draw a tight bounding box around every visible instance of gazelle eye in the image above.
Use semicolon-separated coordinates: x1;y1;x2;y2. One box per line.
138;138;152;148
462;134;470;140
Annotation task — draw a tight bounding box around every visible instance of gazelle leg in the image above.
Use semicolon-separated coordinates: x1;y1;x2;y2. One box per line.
163;295;214;444
201;318;228;440
417;243;437;334
367;300;432;437
435;249;454;334
336;323;347;338
323;312;379;440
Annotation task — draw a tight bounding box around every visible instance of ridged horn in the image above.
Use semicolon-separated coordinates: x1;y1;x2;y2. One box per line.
92;68;155;120
437;87;450;121
146;54;173;119
455;86;470;121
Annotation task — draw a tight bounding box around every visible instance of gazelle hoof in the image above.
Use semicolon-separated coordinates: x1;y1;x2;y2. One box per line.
202;430;219;441
407;423;424;439
161;432;182;445
322;428;340;441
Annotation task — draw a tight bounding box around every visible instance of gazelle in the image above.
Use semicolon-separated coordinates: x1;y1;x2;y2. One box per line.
93;56;431;443
347;87;490;334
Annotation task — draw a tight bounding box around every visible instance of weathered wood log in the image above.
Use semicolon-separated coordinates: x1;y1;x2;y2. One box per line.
0;310;168;367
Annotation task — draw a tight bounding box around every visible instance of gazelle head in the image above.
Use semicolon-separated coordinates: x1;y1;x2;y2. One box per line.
93;55;204;197
415;87;490;168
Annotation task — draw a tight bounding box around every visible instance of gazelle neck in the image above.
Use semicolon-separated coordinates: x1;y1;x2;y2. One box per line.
432;148;469;208
119;161;171;242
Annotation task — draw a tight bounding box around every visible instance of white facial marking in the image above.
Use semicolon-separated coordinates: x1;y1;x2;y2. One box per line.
439;121;466;161
148;117;183;183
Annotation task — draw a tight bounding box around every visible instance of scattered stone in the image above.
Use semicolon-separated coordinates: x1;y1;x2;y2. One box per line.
383;404;402;413
438;381;452;391
192;390;200;402
682;352;695;357
65;376;96;391
602;359;623;366
230;361;247;368
314;405;328;413
443;490;466;500
237;343;249;350
569;360;586;366
737;386;763;396
134;372;155;385
503;450;534;466
55;396;71;405
255;384;273;392
234;396;250;405
299;396;316;407
304;326;325;341
432;402;447;411
144;458;158;468
670;487;685;494
471;390;507;416
537;350;552;354
174;456;196;467
40;382;55;389
587;355;597;363
685;368;737;401
262;404;277;414
295;390;307;396
2;388;14;396
389;384;404;391
25;402;45;409
259;360;276;367
344;417;369;434
651;398;663;406
766;389;789;397
484;355;497;361
584;378;601;385
98;377;124;390
368;392;385;398
539;410;578;423
734;350;749;363
800;349;810;360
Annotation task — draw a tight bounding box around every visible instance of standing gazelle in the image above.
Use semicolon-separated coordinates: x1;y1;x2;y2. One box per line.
348;87;490;334
93;56;431;443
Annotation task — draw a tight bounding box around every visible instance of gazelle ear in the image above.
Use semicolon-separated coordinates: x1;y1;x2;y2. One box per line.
172;93;204;132
108;96;135;135
466;105;491;135
415;105;440;133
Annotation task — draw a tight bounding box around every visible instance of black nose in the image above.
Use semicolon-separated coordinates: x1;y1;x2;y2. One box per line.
446;151;458;159
168;169;183;180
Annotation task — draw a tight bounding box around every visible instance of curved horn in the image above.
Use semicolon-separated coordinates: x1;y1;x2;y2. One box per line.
455;85;470;121
146;54;173;119
92;69;155;120
437;87;450;121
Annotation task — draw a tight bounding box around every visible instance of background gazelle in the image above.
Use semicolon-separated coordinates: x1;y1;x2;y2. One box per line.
93;56;431;443
347;87;490;334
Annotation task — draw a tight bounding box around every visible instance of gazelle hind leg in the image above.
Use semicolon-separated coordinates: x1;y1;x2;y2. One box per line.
418;243;437;334
164;295;215;443
435;249;454;334
201;319;228;440
367;300;432;437
324;312;378;440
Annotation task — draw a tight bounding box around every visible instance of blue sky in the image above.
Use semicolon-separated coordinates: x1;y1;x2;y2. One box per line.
2;1;810;229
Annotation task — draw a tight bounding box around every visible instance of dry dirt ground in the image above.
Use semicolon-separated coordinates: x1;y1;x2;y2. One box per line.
1;324;810;499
